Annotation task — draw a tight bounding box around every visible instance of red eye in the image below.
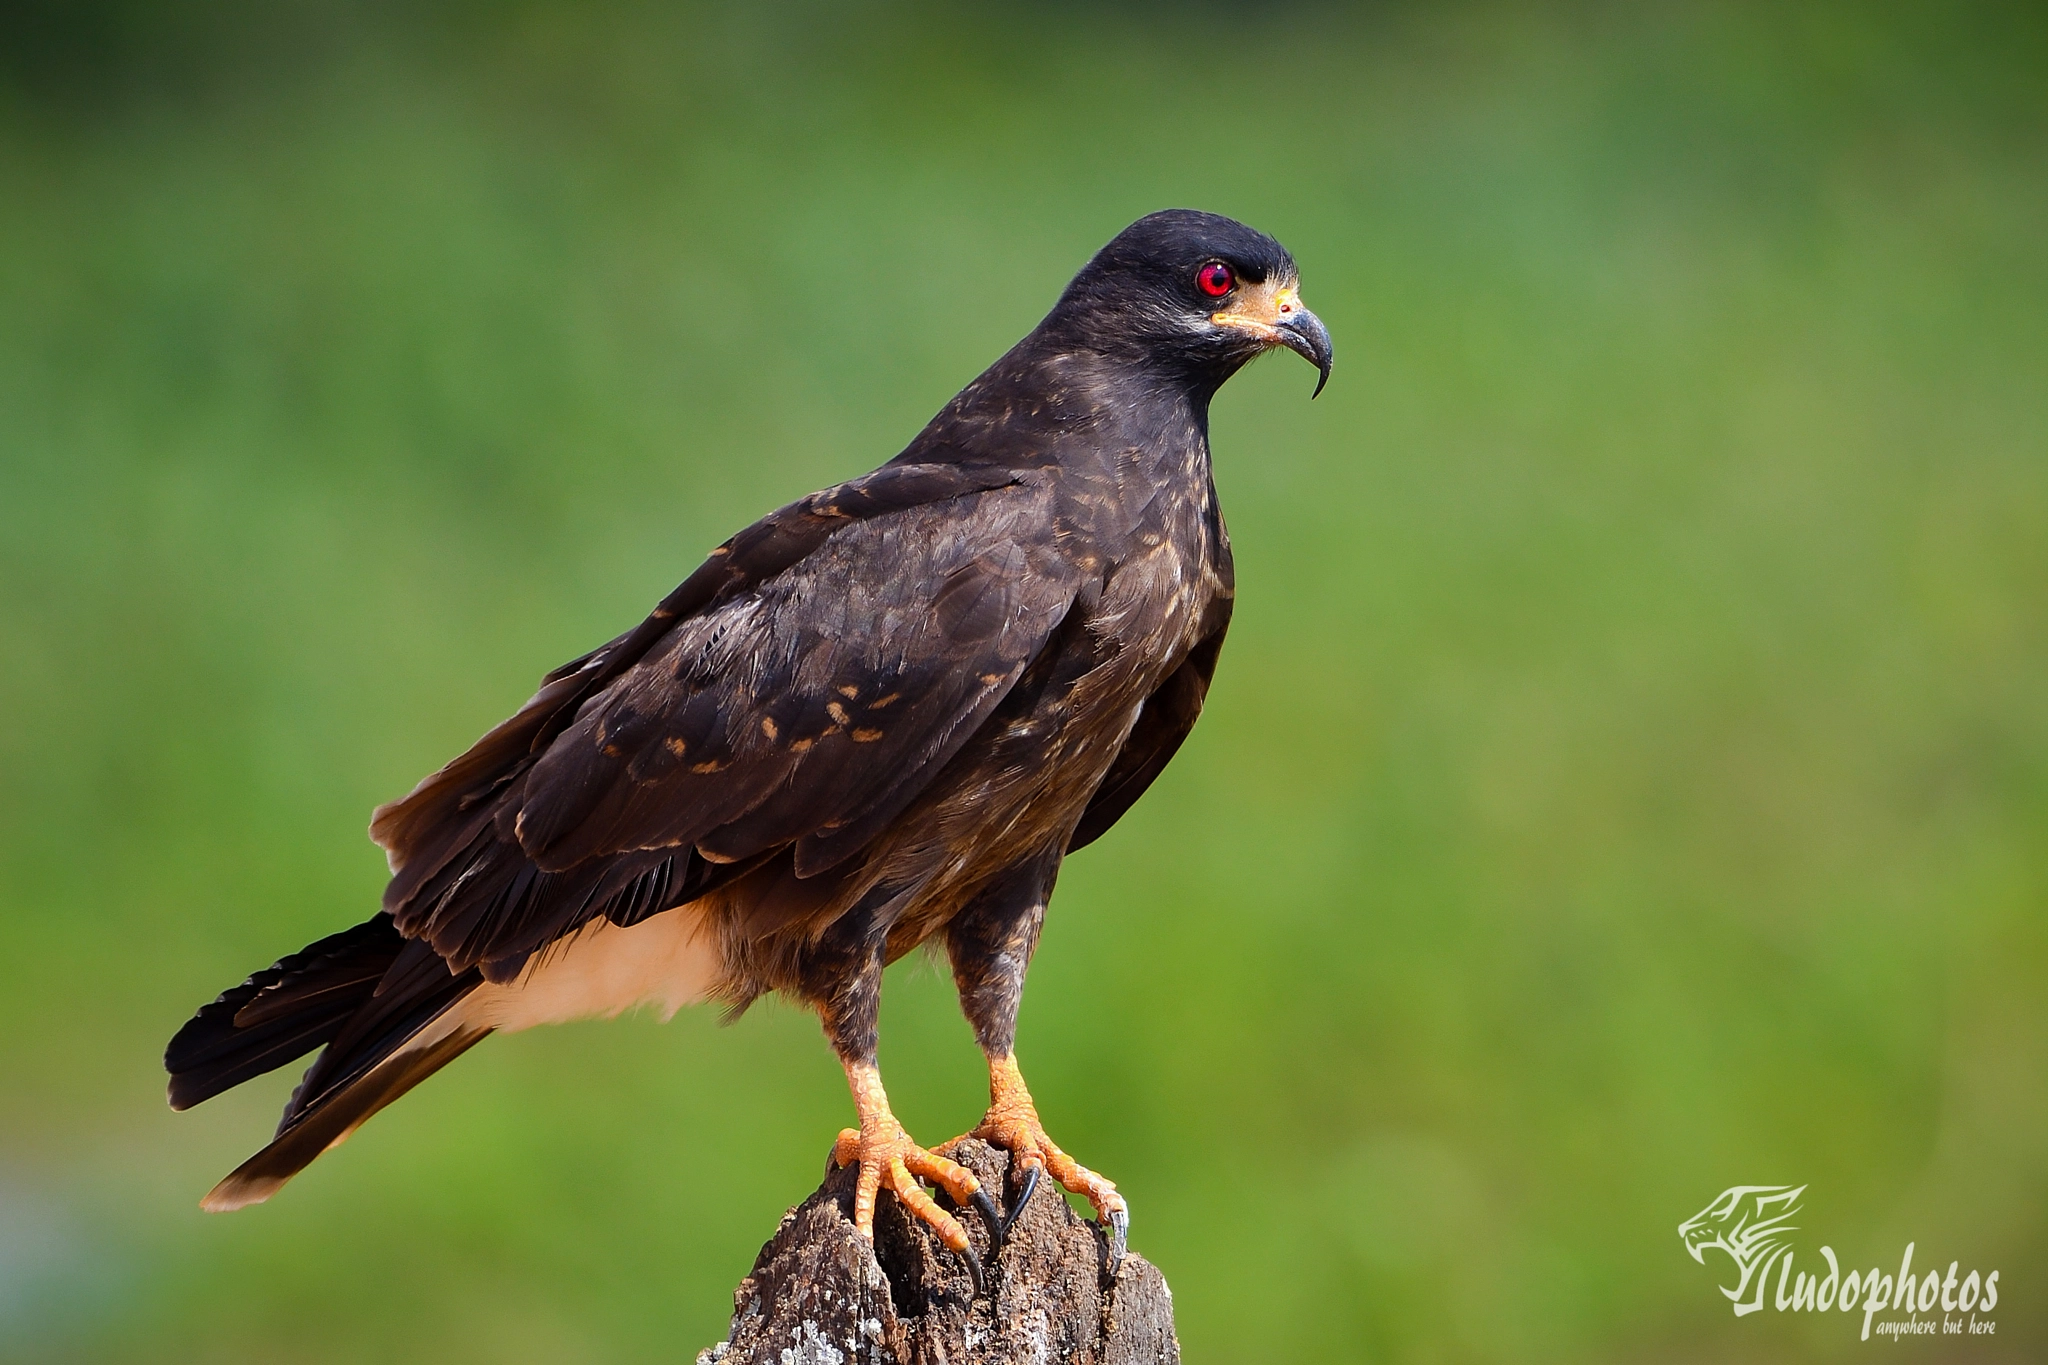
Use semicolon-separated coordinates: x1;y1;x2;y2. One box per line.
1196;261;1235;297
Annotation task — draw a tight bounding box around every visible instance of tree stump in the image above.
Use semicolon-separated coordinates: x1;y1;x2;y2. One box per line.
698;1138;1180;1364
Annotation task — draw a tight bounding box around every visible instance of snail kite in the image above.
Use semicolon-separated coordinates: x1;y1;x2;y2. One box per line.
166;209;1331;1280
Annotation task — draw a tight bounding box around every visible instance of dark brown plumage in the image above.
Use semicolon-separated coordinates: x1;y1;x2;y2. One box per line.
166;209;1330;1265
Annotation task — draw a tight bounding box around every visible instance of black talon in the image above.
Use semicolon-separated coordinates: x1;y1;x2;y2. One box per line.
1002;1165;1041;1241
970;1187;1006;1251
959;1240;985;1295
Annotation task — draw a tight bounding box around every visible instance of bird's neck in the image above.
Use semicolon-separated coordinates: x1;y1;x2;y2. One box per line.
912;338;1218;488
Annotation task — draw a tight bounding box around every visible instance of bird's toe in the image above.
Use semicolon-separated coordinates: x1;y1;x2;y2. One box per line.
832;1121;991;1290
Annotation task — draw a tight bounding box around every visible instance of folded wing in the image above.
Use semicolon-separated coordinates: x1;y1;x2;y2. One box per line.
373;466;1079;982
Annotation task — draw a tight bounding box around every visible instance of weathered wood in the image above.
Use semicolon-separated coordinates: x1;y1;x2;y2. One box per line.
699;1139;1180;1365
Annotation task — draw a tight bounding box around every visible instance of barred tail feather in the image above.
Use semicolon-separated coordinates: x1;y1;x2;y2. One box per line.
166;916;404;1111
168;914;493;1211
201;1004;491;1211
172;903;722;1210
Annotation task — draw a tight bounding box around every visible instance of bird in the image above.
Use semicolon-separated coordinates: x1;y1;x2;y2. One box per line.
165;208;1330;1284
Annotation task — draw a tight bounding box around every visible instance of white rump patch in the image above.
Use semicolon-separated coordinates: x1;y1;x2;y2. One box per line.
466;907;721;1033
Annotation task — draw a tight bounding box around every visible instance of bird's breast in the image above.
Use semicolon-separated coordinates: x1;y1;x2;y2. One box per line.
1089;482;1224;652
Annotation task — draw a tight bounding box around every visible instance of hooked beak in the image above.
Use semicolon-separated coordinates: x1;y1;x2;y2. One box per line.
1212;282;1334;398
1275;304;1333;398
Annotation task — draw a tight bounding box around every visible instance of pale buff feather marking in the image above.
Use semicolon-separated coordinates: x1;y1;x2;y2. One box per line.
468;906;722;1033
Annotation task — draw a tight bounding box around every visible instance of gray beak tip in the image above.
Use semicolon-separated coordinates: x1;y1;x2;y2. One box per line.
1276;305;1333;399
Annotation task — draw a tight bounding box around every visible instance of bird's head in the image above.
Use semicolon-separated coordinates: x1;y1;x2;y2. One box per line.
1045;209;1332;399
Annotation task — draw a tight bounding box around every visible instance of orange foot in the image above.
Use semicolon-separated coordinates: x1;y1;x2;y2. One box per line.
831;1060;1003;1290
947;1053;1130;1269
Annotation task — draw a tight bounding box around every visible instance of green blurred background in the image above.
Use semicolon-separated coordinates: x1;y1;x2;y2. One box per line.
2;2;2043;1360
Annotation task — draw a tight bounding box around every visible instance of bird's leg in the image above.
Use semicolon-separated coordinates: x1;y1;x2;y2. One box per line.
939;858;1129;1266
815;932;1001;1286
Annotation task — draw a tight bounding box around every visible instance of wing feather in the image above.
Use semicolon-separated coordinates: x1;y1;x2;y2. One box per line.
378;474;1078;978
1066;616;1229;853
370;462;1021;891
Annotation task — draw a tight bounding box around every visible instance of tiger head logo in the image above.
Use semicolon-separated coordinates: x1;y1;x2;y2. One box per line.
1679;1184;1806;1316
